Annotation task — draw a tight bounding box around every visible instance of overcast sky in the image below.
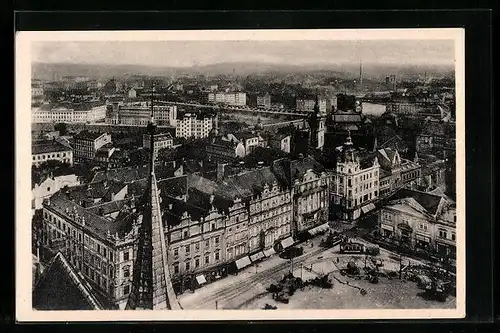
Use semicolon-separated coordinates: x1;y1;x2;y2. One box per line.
32;40;455;67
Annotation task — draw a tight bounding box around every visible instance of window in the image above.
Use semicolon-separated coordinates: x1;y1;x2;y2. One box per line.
451;233;456;241
205;240;210;248
215;236;220;245
123;250;130;261
439;229;447;239
123;265;130;278
185;245;190;254
123;285;130;295
195;257;200;268
211;223;215;230
195;242;200;252
205;255;210;264
185;260;191;271
173;262;179;274
215;250;220;261
183;230;189;238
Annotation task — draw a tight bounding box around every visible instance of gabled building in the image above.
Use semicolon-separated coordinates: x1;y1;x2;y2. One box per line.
363;147;421;198
378;188;456;259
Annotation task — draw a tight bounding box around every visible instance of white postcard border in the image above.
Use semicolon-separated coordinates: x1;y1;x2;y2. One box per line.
16;28;465;321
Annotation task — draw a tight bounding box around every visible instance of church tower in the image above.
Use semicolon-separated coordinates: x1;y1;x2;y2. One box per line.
126;85;182;310
308;93;325;151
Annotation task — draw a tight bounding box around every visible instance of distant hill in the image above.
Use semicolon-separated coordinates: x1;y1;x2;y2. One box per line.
32;61;455;81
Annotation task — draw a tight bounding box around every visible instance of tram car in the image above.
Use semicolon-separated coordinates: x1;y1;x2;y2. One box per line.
339;242;366;254
339;241;380;255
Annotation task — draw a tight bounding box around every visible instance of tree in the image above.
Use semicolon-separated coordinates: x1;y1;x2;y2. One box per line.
54;123;68;136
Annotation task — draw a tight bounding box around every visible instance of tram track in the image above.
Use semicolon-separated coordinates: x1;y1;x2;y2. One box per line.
185;245;337;309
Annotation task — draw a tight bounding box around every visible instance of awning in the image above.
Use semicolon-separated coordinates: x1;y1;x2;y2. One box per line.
263;247;276;257
235;256;251;270
281;237;295;249
250;251;265;262
308;222;330;236
195;274;207;285
397;223;413;232
361;203;376;214
381;224;394;232
415;234;431;242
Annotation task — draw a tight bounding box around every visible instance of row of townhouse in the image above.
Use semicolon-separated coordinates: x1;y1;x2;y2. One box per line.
39;155;331;307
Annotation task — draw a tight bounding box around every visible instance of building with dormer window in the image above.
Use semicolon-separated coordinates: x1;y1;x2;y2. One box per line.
331;132;380;222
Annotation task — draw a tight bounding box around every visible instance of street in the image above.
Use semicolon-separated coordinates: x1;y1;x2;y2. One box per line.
178;233;456;310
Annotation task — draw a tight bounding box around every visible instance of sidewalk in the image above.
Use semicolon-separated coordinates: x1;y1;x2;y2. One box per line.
178;233;330;309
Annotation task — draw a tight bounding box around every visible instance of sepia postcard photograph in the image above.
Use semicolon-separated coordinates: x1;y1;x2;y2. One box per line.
16;28;465;321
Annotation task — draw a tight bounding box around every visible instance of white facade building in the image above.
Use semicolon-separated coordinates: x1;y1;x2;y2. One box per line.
32;140;74;167
208;92;247;106
32;174;80;215
331;134;380;221
175;113;214;139
31;104;107;123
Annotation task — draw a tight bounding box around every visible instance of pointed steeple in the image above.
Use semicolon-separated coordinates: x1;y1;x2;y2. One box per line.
313;89;320;115
345;130;353;146
341;130;357;163
372;137;378;152
126;84;182;310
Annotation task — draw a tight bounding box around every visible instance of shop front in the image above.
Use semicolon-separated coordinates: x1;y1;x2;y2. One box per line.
397;223;413;245
436;241;456;259
415;233;431;250
380;224;394;238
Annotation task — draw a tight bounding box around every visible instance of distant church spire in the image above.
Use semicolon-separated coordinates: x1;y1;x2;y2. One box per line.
359;59;363;86
126;84;182;310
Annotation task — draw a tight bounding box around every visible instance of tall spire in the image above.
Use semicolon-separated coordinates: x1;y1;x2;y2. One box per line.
345;130;353;146
126;83;182;310
359;59;363;86
314;89;320;114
